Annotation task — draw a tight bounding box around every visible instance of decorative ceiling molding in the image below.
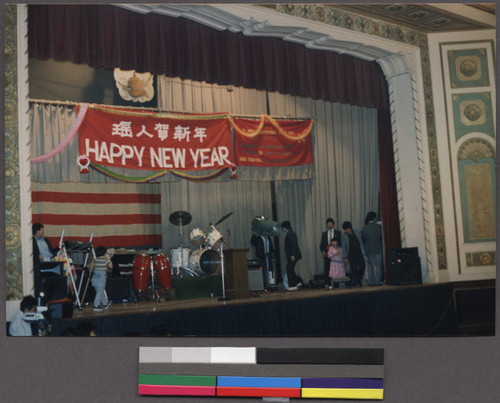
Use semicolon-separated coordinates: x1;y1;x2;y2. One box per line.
376;53;412;79
333;4;495;33
117;3;410;76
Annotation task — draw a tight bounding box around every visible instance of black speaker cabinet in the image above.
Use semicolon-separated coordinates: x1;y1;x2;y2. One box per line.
387;247;422;285
41;273;68;302
47;297;73;319
106;276;134;301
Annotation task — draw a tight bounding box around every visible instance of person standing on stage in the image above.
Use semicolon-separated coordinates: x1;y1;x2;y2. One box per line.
341;221;366;287
327;237;346;286
92;246;112;312
251;232;274;290
319;218;342;289
281;221;304;290
361;211;384;285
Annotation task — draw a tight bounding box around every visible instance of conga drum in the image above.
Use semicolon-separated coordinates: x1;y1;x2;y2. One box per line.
133;254;151;291
153;253;172;289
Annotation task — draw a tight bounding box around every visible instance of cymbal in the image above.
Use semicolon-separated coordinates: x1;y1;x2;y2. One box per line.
169;211;192;226
215;211;233;226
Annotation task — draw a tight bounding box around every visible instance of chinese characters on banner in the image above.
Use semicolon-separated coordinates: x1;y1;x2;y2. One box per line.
233;117;314;166
76;105;232;171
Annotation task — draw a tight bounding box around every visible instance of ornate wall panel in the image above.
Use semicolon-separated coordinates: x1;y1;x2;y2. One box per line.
4;5;23;300
458;139;496;243
438;39;496;276
448;48;490;88
452;92;494;140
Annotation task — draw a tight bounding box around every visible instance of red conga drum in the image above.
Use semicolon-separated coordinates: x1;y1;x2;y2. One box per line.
153;253;172;289
133;254;151;291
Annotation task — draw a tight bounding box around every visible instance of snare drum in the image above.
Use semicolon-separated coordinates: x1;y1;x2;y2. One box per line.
153;253;172;289
206;228;223;249
170;247;190;268
133;254;151;291
189;249;221;275
189;227;206;247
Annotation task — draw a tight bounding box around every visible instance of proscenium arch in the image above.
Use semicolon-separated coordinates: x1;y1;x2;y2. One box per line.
16;4;431;309
117;3;429;279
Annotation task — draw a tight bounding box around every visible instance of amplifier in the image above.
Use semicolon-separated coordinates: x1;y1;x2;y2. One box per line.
46;297;73;319
106;275;135;302
247;260;264;291
387;248;422;285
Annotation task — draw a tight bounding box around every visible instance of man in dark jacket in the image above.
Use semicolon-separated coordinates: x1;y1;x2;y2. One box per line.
32;223;59;298
251;232;274;289
281;221;303;290
319;218;342;289
361;212;384;285
341;221;366;287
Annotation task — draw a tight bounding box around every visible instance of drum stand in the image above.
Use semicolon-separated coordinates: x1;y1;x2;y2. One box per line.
169;210;192;278
135;255;162;302
148;257;161;302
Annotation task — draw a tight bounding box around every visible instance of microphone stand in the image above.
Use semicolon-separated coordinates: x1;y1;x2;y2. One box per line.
210;223;230;301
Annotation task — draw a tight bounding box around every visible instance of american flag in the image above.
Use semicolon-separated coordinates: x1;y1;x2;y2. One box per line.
31;182;162;248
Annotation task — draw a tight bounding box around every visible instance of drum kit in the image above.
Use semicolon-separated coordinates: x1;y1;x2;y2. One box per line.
168;210;233;278
132;210;232;300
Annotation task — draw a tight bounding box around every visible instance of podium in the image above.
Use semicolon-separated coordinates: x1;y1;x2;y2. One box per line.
223;248;251;299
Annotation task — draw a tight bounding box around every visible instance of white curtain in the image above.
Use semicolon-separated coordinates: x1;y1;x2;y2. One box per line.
30;77;379;282
160;180;273;258
157;77;274;257
268;92;380;282
157;77;379;282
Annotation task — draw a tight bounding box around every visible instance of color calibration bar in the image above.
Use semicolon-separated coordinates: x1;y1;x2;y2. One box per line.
138;347;384;399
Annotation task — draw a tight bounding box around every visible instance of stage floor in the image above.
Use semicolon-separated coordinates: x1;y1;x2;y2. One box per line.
70;283;401;321
48;280;492;337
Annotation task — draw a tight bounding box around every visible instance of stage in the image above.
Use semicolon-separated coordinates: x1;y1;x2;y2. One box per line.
45;280;487;337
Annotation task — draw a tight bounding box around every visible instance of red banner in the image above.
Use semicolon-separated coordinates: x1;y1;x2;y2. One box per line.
77;105;233;171
233;117;313;167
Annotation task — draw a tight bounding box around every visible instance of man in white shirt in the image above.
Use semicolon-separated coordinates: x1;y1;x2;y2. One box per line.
9;296;37;336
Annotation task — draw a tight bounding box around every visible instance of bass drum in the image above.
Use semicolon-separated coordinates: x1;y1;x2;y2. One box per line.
189;249;221;275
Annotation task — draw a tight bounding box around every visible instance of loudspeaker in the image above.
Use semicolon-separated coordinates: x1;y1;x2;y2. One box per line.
106;276;134;301
387;247;422;285
47;297;73;319
39;261;64;276
41;273;68;302
248;260;264;291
